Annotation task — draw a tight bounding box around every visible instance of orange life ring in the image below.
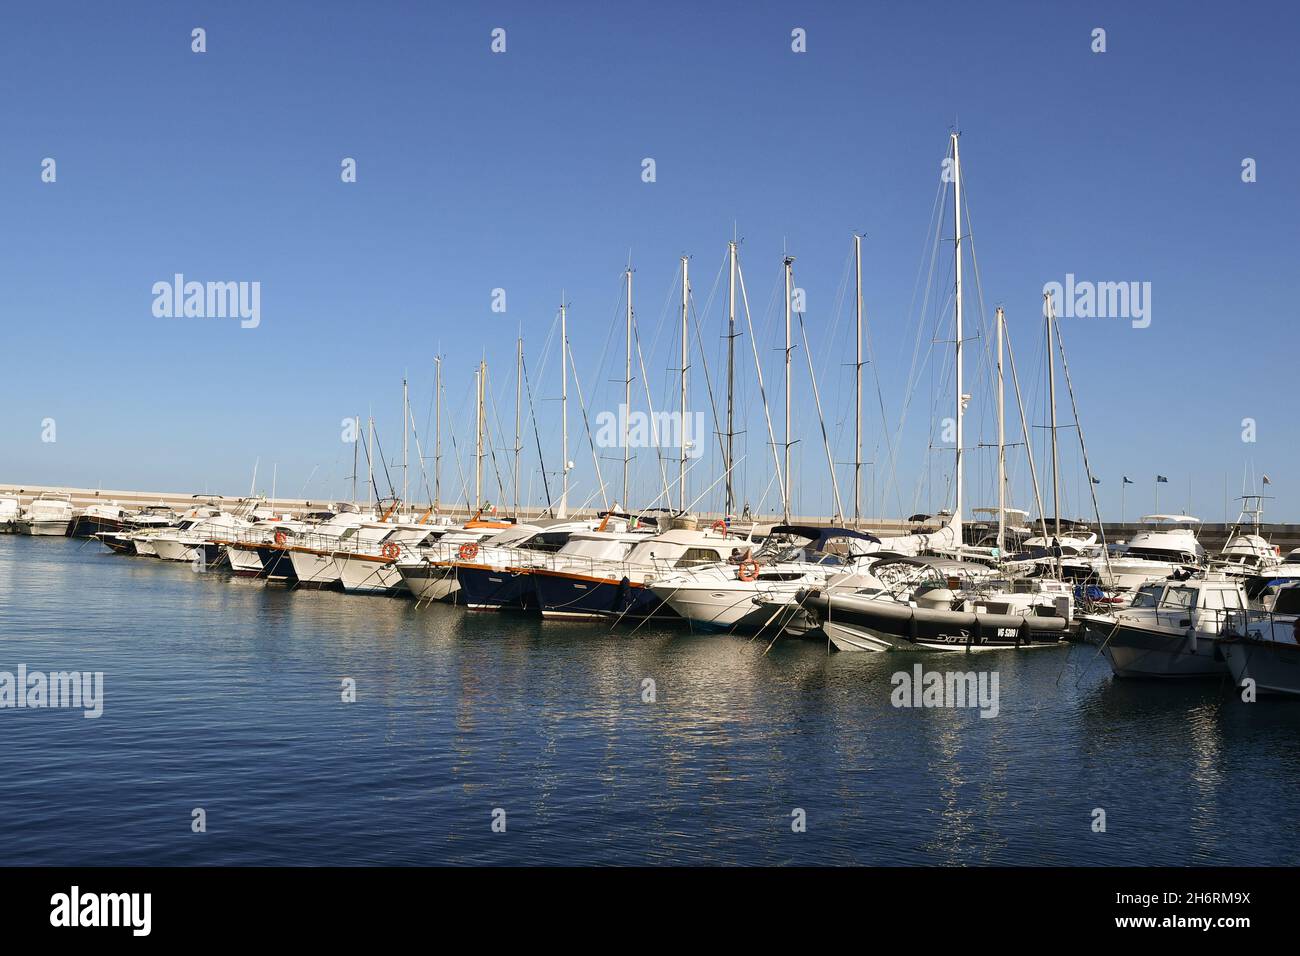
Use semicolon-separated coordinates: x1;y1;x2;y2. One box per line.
380;542;400;561
711;519;728;533
273;530;287;546
457;542;479;562
737;559;760;582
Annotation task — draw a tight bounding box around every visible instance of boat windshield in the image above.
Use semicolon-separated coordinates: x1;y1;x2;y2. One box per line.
1128;585;1164;609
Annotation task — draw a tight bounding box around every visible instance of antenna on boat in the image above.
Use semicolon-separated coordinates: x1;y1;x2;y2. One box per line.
679;255;690;514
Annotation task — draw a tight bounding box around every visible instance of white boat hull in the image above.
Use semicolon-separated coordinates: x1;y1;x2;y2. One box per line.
336;555;404;594
1219;637;1300;696
1082;617;1223;678
152;536;202;562
24;518;72;536
396;563;461;602
226;544;265;576
288;549;340;589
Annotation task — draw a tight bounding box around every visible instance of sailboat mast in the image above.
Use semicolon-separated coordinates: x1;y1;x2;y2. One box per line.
474;361;485;510
560;298;569;519
367;416;374;511
1046;291;1061;548
351;417;358;504
951;132;965;540
515;337;522;519
996;306;1006;555
854;233;863;525
725;241;736;520
402;377;409;517
624;266;632;510
434;356;442;511
783;255;795;522
680;255;689;514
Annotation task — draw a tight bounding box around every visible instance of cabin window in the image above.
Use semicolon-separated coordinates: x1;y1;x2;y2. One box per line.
1160;588;1196;610
523;532;570;553
1272;588;1300;615
675;548;723;567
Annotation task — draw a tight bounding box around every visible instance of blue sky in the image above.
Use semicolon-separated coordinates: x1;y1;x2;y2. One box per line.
2;1;1296;522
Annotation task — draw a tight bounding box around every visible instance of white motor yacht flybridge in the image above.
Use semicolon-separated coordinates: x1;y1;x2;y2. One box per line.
1067;515;1206;592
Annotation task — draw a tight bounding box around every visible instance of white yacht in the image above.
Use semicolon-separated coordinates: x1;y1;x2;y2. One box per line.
525;522;735;619
333;517;465;595
430;519;633;611
151;510;254;562
1212;496;1280;580
395;522;530;602
0;493;21;533
1073;515;1206;592
1080;573;1245;677
67;502;129;538
281;509;392;588
646;525;883;631
17;493;75;536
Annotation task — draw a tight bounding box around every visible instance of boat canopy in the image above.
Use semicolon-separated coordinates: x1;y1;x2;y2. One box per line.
1140;514;1201;524
769;525;882;549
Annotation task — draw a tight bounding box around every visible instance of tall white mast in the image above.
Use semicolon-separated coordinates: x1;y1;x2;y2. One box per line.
402;377;409;517
854;233;863;525
560;298;569;519
474;361;484;510
1046;290;1062;557
951;132;966;546
679;255;690;513
624;266;633;510
725;241;736;519
367;416;374;511
434;356;442;512
996;306;1006;556
783;254;795;523
515;337;522;519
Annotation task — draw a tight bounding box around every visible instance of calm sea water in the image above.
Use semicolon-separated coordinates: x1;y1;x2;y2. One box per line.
1;534;1298;866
